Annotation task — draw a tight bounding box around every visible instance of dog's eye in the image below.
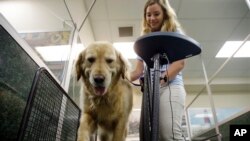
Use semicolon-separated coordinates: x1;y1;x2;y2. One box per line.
87;57;95;63
106;58;113;64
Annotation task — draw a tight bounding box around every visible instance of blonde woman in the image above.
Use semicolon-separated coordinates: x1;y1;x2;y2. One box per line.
130;0;186;140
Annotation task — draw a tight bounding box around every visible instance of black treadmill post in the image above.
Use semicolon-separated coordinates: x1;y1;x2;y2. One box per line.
134;32;202;141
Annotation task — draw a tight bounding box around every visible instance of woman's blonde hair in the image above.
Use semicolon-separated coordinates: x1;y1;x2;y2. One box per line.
142;0;183;35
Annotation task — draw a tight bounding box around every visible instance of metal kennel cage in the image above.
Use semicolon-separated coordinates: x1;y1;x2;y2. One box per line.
0;14;81;141
18;67;81;141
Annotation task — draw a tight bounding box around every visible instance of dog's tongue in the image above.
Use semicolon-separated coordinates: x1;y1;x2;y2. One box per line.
94;87;106;96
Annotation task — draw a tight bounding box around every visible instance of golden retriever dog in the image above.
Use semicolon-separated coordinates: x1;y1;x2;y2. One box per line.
75;41;133;141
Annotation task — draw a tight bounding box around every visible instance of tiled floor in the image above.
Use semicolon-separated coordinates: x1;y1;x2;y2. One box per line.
126;134;139;141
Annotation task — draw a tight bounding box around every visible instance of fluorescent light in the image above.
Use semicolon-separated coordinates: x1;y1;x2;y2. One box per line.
36;42;137;61
246;0;250;10
35;44;84;61
113;42;137;59
216;41;250;58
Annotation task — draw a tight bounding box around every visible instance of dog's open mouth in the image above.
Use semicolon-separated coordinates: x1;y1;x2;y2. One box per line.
94;86;106;96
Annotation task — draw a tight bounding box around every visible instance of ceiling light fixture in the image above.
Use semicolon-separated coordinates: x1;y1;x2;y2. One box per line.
246;0;250;10
113;42;137;59
35;44;84;62
216;41;250;58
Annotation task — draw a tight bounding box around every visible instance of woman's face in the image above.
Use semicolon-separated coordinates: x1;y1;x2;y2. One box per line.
146;3;164;32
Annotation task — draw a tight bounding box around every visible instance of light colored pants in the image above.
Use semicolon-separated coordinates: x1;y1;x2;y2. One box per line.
159;84;186;141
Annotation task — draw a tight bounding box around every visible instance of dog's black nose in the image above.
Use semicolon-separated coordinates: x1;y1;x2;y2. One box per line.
94;75;105;85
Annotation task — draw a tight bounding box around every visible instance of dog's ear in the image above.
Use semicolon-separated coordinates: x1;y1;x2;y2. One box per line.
117;51;130;79
75;51;85;81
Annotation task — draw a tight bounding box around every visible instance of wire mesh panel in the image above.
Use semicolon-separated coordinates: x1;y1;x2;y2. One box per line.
60;96;81;141
18;68;81;141
0;24;39;140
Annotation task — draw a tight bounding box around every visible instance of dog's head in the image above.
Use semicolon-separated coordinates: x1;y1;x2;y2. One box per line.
75;41;130;96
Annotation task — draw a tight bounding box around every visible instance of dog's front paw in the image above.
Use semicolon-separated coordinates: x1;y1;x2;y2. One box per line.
77;136;90;141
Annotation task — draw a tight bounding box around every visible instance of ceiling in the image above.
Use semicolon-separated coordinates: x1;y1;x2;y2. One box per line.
82;0;250;94
0;0;249;95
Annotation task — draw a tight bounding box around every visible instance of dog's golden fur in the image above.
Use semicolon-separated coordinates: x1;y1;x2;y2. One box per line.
75;41;133;141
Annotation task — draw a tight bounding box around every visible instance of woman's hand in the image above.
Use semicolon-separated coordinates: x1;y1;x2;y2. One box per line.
130;59;144;81
160;79;166;86
164;59;185;80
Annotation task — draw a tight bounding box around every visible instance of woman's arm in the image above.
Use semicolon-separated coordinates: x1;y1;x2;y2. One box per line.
163;59;185;82
130;59;144;81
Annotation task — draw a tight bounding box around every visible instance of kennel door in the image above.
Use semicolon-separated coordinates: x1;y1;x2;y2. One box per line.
18;67;81;141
